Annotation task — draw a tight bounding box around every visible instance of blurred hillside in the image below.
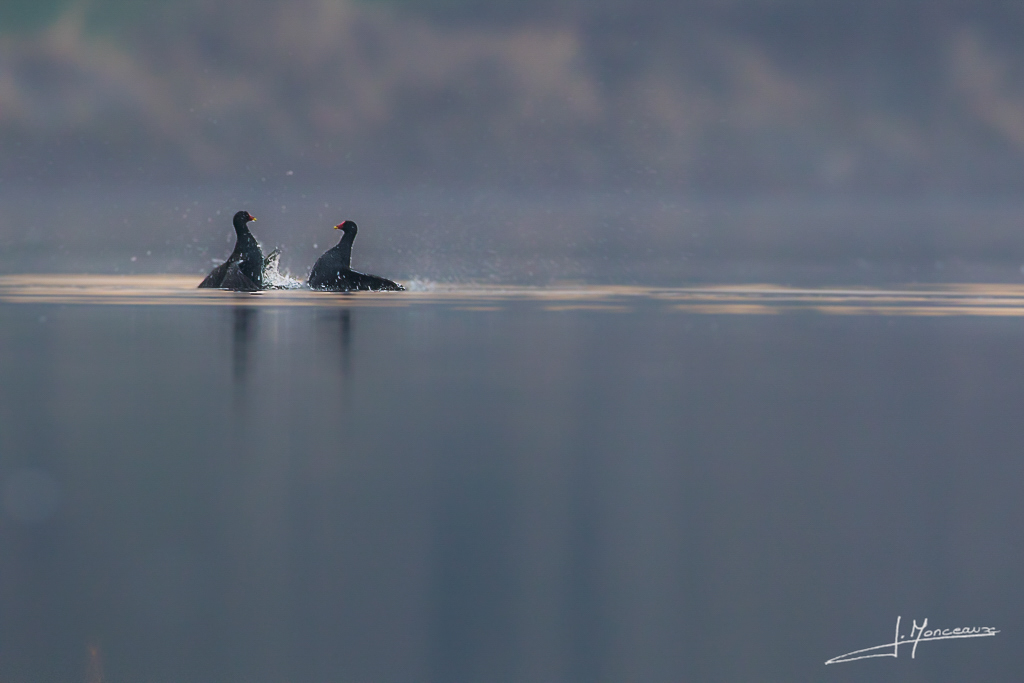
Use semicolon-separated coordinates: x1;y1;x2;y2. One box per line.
3;0;1024;193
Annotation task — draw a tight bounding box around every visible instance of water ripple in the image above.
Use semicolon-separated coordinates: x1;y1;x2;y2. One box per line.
4;275;1024;315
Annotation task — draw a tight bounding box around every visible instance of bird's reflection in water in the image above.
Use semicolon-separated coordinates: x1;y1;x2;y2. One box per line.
317;308;353;380
231;306;258;393
337;308;352;376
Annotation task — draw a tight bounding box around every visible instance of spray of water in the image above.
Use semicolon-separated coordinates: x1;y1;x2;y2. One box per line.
261;249;305;289
402;279;438;292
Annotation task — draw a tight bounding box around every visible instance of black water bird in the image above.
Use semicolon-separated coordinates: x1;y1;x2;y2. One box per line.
199;210;264;291
308;221;404;292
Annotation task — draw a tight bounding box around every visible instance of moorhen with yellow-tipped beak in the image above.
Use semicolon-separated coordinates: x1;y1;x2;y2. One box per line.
199;210;264;291
308;220;404;292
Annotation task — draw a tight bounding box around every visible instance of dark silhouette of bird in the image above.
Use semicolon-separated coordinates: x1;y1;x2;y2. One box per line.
199;211;264;291
308;220;404;292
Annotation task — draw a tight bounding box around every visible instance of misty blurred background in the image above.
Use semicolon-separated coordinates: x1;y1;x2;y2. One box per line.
5;5;1024;681
3;0;1024;281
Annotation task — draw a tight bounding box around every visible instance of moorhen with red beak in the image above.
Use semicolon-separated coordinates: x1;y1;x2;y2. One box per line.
199;210;264;291
308;220;404;292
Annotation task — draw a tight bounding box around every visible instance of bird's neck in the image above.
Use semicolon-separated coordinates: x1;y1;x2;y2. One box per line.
334;232;355;268
231;223;259;256
234;223;255;243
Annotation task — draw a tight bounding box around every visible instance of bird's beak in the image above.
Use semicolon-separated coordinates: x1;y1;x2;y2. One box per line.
334;223;343;230
250;215;257;221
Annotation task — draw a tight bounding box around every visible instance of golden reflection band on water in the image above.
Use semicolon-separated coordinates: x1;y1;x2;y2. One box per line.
4;274;1024;316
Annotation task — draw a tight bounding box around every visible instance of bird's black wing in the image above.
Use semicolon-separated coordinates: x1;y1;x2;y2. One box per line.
219;262;261;292
350;270;405;291
198;260;231;288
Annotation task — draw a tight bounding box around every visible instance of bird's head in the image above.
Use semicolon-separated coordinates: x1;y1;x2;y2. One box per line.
233;210;256;226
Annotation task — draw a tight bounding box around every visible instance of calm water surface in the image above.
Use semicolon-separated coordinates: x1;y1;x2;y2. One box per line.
1;277;1022;682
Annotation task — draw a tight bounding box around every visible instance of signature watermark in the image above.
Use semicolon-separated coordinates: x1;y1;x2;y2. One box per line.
826;616;999;665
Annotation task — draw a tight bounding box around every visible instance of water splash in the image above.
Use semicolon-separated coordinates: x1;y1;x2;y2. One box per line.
402;279;438;292
262;249;305;289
